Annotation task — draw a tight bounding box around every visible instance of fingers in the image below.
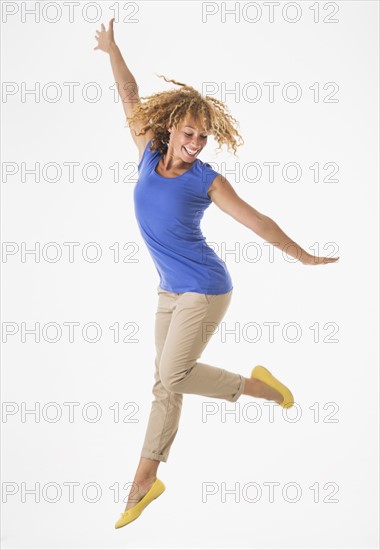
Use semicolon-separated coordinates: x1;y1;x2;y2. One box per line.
305;256;340;265
320;257;339;264
96;19;114;34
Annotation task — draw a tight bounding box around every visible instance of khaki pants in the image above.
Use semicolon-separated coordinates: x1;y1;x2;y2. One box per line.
140;286;246;463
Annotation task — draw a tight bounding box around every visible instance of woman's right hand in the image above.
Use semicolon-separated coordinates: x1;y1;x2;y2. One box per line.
94;18;115;53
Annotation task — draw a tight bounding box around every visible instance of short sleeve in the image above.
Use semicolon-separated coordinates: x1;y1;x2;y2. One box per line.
137;139;153;171
199;161;220;201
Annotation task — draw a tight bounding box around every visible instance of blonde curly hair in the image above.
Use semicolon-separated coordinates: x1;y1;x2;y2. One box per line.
125;74;244;156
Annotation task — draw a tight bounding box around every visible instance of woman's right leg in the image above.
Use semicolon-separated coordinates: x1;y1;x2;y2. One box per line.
124;288;182;511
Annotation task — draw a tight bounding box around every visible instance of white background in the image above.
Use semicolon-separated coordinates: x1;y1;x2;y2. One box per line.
1;1;379;548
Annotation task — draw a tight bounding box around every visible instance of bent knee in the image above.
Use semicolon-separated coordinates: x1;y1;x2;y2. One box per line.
160;370;179;392
160;362;191;392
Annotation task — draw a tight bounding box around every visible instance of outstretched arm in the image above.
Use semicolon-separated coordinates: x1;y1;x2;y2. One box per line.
94;19;138;112
94;18;151;153
208;175;339;265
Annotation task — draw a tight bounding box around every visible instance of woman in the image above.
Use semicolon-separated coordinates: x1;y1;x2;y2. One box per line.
94;19;339;529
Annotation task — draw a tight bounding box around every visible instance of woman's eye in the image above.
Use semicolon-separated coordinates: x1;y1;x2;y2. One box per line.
184;132;208;139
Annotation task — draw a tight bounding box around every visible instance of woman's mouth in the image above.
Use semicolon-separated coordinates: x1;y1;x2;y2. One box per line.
183;146;200;158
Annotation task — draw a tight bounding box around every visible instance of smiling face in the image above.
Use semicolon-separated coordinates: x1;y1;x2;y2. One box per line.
167;114;210;163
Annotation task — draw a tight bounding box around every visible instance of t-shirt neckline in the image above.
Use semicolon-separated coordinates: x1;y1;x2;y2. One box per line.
153;151;197;180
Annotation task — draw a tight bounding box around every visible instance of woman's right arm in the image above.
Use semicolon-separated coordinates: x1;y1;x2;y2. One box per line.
94;19;152;154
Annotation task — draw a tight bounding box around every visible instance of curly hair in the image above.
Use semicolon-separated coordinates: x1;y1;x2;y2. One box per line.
125;74;244;156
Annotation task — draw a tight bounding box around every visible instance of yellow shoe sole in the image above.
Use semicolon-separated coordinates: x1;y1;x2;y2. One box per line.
251;365;294;408
114;478;166;529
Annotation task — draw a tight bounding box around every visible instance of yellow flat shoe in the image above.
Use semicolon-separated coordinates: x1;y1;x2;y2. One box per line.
114;478;166;529
251;365;294;408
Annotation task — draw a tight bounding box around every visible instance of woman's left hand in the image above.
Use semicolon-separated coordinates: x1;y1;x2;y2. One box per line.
301;254;340;265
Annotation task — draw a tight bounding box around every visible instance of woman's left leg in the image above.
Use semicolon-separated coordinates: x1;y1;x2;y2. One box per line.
159;289;246;402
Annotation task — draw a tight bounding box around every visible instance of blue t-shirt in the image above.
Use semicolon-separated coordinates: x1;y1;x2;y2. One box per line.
133;139;233;294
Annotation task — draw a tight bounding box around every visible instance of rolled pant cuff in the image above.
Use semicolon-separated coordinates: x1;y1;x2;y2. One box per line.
140;450;168;463
231;374;246;402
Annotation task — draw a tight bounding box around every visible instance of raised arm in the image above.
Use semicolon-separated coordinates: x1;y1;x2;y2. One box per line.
208;175;340;265
94;18;152;156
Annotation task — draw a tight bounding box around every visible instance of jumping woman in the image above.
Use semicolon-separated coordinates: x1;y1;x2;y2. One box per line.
94;18;339;529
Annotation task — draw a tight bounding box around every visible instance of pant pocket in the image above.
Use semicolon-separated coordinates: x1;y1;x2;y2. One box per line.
202;293;217;305
203;290;233;305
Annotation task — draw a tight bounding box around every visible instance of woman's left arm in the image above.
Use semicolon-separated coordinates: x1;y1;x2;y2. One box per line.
208;175;340;266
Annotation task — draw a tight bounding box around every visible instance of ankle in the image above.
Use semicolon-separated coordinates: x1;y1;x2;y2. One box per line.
133;474;157;485
242;377;257;397
243;377;266;398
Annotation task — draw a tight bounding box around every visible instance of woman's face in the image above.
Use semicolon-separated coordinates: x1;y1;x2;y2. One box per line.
168;116;209;162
